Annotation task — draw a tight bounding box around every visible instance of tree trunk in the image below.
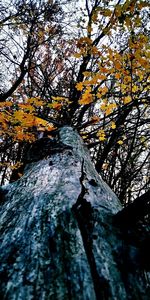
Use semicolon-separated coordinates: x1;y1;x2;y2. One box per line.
0;126;149;299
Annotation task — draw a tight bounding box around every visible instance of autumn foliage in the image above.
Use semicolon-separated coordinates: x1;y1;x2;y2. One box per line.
0;0;149;203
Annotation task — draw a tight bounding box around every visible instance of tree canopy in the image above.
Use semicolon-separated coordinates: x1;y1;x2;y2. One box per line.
0;0;149;203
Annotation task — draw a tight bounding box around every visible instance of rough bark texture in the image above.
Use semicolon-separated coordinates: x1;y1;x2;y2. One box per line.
0;126;149;299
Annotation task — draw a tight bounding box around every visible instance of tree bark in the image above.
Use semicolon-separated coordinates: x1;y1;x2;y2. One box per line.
0;126;149;299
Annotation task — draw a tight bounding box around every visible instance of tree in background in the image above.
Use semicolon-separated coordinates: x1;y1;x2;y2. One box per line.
0;1;150;298
0;0;149;203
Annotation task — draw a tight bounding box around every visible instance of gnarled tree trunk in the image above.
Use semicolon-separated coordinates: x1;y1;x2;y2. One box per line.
0;127;149;299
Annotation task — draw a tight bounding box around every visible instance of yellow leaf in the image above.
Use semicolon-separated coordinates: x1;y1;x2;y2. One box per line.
76;82;84;91
34;118;55;132
96;74;107;80
99;67;108;73
46;124;56;131
38;30;44;38
139;74;143;81
82;135;88;140
79;87;93;105
99;136;106;141
15;131;24;141
10;162;23;170
77;37;92;47
89;78;98;84
79;93;93;105
13;110;24;121
121;84;127;90
115;73;121;79
96;92;102;98
104;103;117;116
90;46;100;55
117;140;123;145
101;86;108;95
111;122;116;129
132;85;139;93
115;5;122;17
105;108;112;116
27;97;44;106
51;102;62;110
114;61;122;70
0;101;13;107
97;129;106;141
18;104;35;112
74;52;82;58
123;96;132;104
82;71;91;77
100;103;107;111
102;9;112;17
51;96;69;102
